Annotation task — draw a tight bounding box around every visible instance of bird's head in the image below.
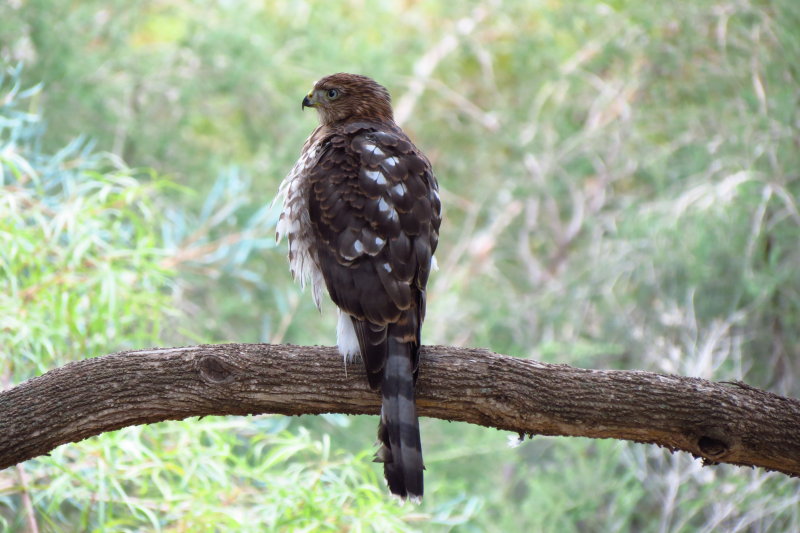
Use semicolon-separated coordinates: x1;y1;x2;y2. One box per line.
302;73;394;125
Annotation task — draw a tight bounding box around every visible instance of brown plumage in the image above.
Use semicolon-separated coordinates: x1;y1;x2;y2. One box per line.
277;73;441;501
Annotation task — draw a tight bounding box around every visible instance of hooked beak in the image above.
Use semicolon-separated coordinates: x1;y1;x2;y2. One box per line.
302;92;317;110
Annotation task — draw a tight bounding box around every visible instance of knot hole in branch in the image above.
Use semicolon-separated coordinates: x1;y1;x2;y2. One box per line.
698;435;729;458
198;355;236;384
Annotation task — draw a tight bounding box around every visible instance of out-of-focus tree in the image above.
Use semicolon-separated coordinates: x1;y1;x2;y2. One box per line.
1;0;799;530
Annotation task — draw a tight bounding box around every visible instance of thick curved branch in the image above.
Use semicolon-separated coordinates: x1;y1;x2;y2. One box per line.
1;344;799;475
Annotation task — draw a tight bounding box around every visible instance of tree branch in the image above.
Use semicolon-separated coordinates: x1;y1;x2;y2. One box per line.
1;344;799;476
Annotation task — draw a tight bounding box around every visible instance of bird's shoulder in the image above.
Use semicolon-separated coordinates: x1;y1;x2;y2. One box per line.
307;120;439;254
315;121;430;170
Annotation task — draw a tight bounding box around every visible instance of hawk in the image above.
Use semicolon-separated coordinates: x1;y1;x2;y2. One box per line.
276;73;441;501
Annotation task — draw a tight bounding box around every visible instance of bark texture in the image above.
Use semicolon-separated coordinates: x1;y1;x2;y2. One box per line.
1;343;799;475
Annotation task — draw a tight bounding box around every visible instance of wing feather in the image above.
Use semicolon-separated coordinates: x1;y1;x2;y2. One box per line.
307;120;440;379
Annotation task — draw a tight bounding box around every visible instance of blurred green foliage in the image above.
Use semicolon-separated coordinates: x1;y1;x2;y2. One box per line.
1;0;799;531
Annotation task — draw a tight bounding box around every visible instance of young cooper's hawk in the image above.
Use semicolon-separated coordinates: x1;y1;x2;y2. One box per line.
276;73;441;501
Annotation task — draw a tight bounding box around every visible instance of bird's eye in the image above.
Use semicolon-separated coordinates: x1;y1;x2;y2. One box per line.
326;89;340;100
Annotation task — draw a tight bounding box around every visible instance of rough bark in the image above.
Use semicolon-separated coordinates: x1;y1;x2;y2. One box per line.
1;343;799;476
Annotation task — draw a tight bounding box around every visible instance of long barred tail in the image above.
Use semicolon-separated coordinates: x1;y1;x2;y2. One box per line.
375;338;424;501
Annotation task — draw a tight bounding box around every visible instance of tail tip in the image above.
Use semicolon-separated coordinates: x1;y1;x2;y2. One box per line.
387;489;423;505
